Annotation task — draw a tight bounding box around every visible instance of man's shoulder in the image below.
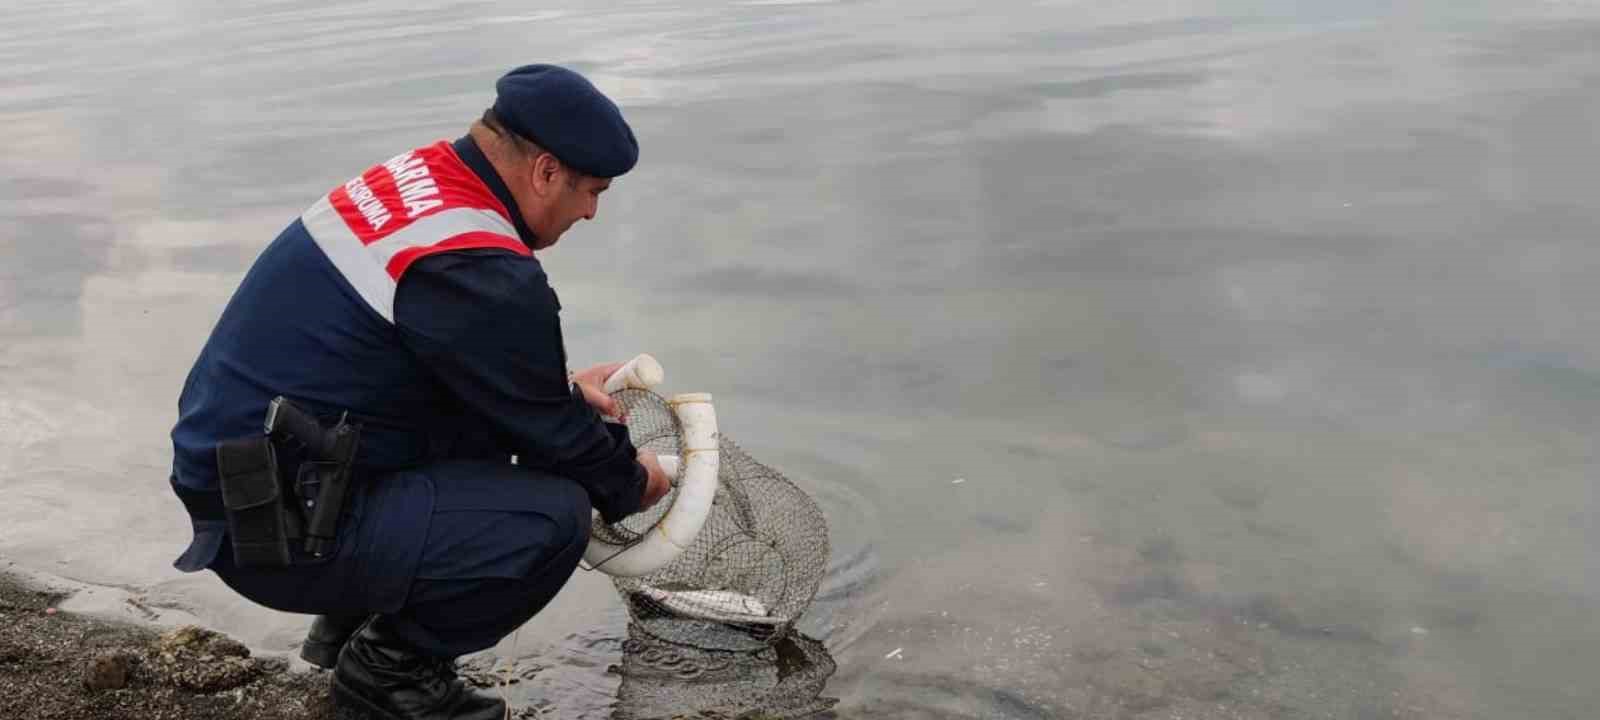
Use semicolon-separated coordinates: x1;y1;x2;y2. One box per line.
405;247;547;288
395;248;556;328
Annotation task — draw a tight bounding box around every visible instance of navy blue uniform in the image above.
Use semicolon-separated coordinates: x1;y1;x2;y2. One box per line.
170;136;643;656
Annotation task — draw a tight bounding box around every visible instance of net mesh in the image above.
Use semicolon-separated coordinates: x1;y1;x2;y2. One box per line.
591;388;830;650
613;628;838;719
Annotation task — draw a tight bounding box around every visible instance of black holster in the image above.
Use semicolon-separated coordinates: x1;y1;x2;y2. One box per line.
214;397;361;568
216;436;296;567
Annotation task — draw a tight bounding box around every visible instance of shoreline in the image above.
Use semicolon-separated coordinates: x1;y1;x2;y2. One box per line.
0;565;344;719
0;561;839;719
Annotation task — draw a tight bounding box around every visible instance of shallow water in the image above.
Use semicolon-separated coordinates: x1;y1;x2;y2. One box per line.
5;0;1600;717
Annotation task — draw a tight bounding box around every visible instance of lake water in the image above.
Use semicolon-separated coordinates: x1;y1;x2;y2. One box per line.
4;1;1600;717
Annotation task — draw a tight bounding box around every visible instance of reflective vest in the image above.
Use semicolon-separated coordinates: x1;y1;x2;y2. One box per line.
172;139;533;496
302;141;530;322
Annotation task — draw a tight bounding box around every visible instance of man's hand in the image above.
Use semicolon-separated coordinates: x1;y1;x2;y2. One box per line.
637;450;672;511
570;361;625;419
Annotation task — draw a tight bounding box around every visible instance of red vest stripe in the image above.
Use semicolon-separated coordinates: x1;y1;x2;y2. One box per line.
386;231;530;279
302;141;530;322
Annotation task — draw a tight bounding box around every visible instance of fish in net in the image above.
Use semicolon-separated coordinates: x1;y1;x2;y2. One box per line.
590;387;831;653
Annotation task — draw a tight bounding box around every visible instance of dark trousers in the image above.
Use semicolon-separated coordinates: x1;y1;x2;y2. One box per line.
211;460;592;657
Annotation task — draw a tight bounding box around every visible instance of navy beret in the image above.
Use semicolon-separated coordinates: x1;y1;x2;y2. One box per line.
493;64;639;178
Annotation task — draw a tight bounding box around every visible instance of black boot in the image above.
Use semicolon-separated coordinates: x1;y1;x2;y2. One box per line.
333;617;507;720
301;613;370;669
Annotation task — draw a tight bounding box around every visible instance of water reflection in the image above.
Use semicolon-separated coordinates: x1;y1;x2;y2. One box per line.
0;209;113;338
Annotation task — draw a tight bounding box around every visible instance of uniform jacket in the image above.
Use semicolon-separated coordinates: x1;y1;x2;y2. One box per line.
169;136;644;572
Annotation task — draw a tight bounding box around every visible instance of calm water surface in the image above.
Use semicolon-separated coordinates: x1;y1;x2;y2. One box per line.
4;1;1600;717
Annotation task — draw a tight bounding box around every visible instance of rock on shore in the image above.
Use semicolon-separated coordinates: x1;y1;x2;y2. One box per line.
0;570;340;720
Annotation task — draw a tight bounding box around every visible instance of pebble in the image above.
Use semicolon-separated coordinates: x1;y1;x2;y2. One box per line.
83;652;131;691
44;608;57;616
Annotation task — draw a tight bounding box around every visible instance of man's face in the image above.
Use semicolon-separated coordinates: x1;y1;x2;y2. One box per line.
530;169;610;250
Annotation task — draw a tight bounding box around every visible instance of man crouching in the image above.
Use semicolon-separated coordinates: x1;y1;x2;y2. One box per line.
168;64;671;720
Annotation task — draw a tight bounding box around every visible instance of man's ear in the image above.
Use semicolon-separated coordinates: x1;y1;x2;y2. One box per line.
530;152;562;197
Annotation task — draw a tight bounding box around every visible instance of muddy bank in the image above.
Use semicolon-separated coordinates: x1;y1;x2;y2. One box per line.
0;569;346;720
0;568;834;720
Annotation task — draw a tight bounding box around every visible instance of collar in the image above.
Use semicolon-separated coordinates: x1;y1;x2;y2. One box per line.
452;134;539;248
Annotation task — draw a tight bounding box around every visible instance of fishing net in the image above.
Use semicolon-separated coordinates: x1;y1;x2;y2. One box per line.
613;629;838;719
590;388;830;652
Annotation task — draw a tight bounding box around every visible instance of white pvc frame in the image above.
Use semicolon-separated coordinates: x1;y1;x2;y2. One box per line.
584;354;721;578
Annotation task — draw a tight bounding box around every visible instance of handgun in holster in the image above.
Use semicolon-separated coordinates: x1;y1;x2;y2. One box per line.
214;396;361;567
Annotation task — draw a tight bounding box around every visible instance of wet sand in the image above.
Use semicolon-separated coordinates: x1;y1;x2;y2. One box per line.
0;568;341;720
0;564;836;720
